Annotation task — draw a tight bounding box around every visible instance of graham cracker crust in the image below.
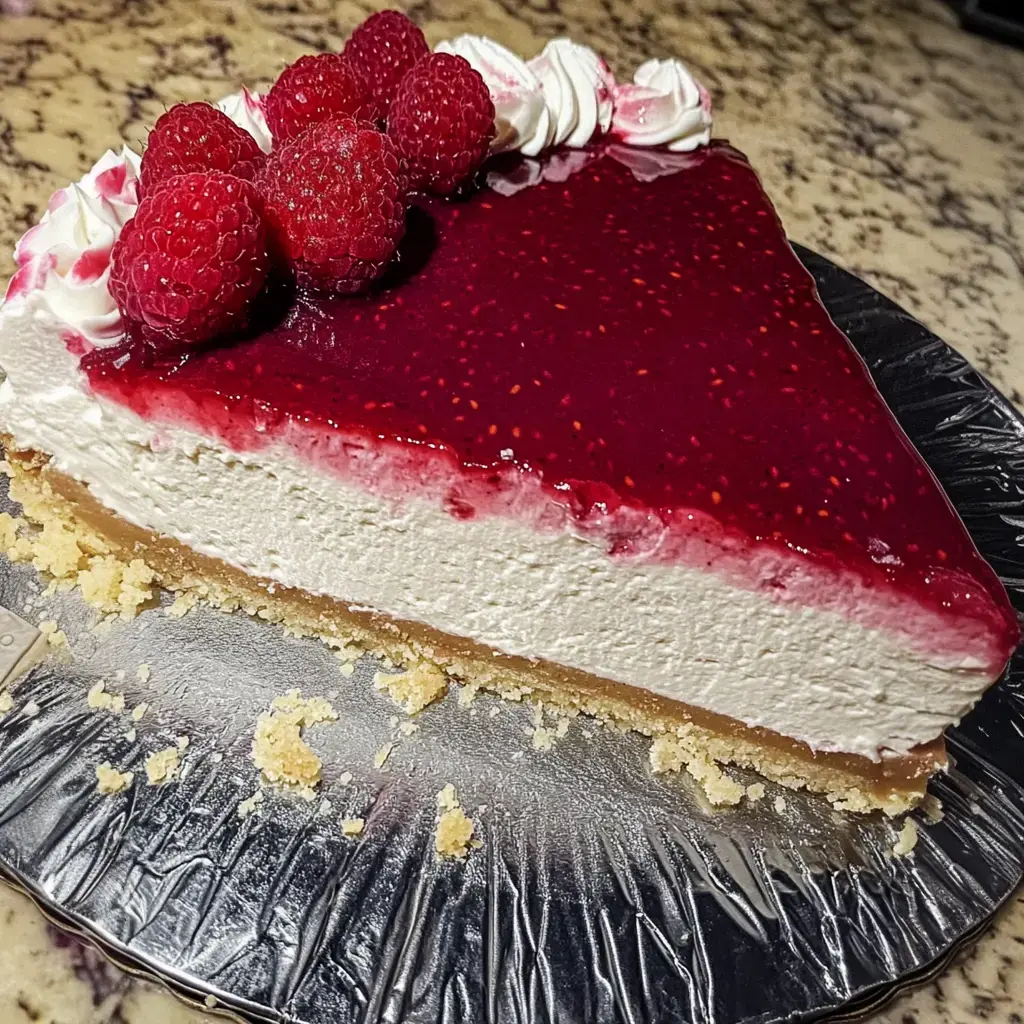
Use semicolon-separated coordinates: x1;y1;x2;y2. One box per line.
3;445;943;814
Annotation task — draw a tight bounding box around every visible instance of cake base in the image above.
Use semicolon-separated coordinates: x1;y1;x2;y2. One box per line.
2;445;943;814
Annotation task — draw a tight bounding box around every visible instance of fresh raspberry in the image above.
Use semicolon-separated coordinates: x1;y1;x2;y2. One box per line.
388;52;495;196
257;117;405;294
110;172;269;348
139;103;266;194
342;10;429;119
263;53;380;143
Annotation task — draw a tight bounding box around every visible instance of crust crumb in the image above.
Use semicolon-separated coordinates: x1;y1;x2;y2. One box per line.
374;662;448;715
650;732;745;806
892;818;919;858
921;794;944;823
434;784;475;859
251;689;338;794
0;693;13;718
341;817;365;837
131;702;148;722
38;619;68;648
746;783;766;802
457;683;480;707
78;556;156;618
136;663;151;682
145;746;181;785
87;679;125;714
373;742;395;769
22;700;40;718
167;590;199;618
773;795;787;813
398;720;419;737
339;770;353;786
32;520;86;578
237;790;264;818
96;762;134;794
530;725;556;750
1;483;157;621
0;511;23;553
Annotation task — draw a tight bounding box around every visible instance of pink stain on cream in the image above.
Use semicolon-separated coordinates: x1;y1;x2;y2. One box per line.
3;147;142;343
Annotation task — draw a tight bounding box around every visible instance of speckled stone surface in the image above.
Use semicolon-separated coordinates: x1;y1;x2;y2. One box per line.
0;0;1023;1021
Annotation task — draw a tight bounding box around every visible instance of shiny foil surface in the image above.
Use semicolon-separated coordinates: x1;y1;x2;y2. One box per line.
0;248;1021;1023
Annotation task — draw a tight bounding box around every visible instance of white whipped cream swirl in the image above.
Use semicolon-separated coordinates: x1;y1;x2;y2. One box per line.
5;146;141;348
436;35;551;156
217;88;273;154
610;58;712;152
527;38;615;148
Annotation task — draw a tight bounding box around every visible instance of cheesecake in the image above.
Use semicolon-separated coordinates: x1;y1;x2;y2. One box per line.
0;22;1017;814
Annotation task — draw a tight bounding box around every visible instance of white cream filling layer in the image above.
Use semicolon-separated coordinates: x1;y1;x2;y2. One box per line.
0;295;993;761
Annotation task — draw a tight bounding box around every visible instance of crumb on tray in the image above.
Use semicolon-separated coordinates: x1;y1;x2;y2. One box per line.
892;817;919;858
341;817;365;838
145;746;181;785
38;619;68;648
237;790;264;818
434;784;475;859
87;679;125;714
251;689;338;794
96;762;134;795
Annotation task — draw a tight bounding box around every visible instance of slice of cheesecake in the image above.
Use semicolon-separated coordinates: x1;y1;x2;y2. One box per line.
0;139;1016;814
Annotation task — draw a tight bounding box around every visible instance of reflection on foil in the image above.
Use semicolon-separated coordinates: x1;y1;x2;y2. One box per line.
0;248;1021;1023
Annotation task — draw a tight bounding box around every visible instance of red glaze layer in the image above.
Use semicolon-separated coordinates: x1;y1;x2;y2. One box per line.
82;142;1019;660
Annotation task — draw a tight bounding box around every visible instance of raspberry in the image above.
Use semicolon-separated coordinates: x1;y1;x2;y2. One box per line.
263;53;379;143
388;53;495;196
258;117;405;294
139;103;266;194
110;172;269;348
343;10;429;119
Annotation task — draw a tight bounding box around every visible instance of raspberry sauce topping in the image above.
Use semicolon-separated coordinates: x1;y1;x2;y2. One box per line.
82;142;1018;648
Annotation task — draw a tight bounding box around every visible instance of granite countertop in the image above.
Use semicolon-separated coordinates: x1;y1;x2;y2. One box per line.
0;0;1023;1021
